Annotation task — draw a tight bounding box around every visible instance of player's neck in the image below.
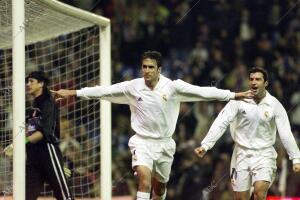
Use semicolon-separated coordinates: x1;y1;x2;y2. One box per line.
254;90;266;104
145;77;159;90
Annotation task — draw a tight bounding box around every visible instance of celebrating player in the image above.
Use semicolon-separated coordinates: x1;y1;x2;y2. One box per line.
195;67;300;200
52;51;252;200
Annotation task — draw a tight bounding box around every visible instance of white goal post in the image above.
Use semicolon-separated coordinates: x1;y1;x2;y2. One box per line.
1;0;111;199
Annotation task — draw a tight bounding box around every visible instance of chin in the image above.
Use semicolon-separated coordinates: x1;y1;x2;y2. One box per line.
27;90;33;95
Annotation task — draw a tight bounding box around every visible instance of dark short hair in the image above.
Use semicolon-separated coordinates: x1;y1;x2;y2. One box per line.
141;51;162;67
249;67;268;82
26;71;50;86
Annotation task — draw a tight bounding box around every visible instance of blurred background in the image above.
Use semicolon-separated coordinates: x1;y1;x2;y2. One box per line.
1;0;300;199
58;0;300;199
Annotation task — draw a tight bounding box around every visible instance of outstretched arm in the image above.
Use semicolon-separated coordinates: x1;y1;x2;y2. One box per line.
51;81;132;104
173;79;252;102
195;101;239;157
51;89;76;99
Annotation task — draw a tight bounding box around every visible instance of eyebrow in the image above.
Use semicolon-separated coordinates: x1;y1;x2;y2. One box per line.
249;77;263;80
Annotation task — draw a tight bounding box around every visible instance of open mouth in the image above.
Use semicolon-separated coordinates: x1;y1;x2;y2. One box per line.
251;86;258;93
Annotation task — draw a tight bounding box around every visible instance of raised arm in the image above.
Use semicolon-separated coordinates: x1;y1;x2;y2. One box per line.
195;101;239;157
275;101;300;171
173;79;252;102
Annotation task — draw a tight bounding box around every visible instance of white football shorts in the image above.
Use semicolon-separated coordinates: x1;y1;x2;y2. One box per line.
230;144;277;191
128;134;176;183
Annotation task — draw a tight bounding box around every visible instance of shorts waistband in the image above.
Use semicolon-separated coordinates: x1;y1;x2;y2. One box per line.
234;144;275;154
134;134;172;142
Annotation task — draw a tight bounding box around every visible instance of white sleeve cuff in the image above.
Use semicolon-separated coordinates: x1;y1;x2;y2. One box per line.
293;158;300;164
76;90;82;97
201;144;210;152
229;92;235;100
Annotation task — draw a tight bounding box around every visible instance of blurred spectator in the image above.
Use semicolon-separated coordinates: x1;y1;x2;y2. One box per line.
1;0;300;198
62;0;300;198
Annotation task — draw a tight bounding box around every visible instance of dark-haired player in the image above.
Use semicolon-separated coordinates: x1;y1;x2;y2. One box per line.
52;51;251;200
4;71;74;200
195;67;300;200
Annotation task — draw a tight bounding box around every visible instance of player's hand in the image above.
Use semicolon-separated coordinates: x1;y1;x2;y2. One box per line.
293;163;300;172
194;146;206;158
50;89;76;100
234;90;253;100
64;167;72;178
4;144;13;157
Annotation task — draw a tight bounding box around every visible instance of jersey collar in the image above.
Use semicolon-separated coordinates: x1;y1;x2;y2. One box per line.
140;74;165;91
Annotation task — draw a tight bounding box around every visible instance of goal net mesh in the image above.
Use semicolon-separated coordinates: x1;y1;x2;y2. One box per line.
0;0;103;198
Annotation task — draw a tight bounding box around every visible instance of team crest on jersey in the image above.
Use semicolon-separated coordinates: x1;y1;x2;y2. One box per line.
26;107;42;136
264;111;269;118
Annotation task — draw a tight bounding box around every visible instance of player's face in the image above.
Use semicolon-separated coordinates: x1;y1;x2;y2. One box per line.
249;72;267;98
26;78;43;97
141;58;161;85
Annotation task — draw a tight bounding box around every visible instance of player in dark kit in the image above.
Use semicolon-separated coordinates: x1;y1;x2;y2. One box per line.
25;71;73;200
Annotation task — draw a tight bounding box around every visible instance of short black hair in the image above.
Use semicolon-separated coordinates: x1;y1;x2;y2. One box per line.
141;51;162;68
26;71;50;86
249;67;268;82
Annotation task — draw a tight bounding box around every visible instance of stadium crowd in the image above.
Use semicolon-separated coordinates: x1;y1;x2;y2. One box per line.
0;0;300;199
88;0;300;199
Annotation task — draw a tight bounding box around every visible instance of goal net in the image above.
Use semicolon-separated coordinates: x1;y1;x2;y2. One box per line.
0;0;111;199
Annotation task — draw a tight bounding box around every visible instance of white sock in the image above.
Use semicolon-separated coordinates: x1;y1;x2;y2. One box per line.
152;190;167;200
137;191;150;200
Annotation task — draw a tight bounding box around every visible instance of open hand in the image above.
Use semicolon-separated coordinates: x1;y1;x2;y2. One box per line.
50;89;76;101
235;90;254;100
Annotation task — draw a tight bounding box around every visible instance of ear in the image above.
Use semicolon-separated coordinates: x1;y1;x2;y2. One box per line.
264;81;268;87
39;81;44;88
158;67;161;73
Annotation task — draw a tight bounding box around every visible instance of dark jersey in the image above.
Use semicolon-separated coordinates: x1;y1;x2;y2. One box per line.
26;89;73;199
26;89;60;144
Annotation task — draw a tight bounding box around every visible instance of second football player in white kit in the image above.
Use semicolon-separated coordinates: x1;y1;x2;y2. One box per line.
52;51;252;200
195;67;300;200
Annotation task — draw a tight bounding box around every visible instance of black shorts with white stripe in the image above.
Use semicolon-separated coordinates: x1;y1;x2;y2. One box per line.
26;142;73;200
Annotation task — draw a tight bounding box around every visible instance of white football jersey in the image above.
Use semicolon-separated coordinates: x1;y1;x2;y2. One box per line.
77;74;234;138
201;92;300;163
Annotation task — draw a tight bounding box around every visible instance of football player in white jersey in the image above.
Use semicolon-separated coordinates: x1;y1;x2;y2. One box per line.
52;51;252;200
195;67;300;200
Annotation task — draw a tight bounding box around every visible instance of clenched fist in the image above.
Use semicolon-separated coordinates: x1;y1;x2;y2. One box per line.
194;146;206;158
